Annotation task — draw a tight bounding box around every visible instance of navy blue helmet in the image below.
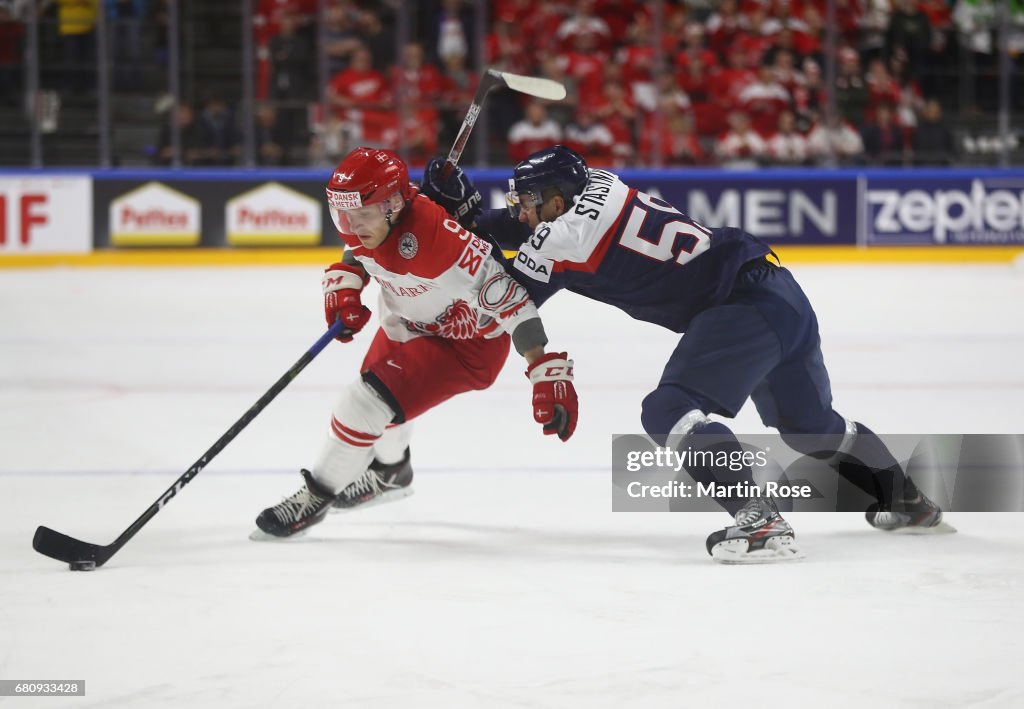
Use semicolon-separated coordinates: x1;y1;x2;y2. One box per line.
507;145;589;218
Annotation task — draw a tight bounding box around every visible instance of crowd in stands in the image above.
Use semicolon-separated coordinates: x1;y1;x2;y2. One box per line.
3;0;1020;168
266;0;1003;168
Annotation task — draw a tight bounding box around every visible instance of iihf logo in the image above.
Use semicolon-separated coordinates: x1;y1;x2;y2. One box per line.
398;232;419;259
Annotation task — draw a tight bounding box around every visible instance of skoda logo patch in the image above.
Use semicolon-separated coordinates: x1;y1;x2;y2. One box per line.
398;232;419;259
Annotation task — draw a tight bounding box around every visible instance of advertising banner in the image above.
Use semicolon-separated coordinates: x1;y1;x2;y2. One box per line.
109;182;200;246
225;182;321;246
865;175;1024;245
0;176;92;254
470;173;858;245
77;168;1024;251
93;176;332;248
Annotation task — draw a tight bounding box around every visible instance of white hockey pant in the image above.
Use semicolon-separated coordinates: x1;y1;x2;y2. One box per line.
312;379;397;494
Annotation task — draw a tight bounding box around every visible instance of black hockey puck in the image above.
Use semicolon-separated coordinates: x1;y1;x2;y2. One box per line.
69;560;96;571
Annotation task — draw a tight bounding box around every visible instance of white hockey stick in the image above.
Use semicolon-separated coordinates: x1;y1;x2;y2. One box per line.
440;68;566;180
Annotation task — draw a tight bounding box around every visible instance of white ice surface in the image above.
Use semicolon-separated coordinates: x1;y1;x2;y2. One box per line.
2;264;1023;708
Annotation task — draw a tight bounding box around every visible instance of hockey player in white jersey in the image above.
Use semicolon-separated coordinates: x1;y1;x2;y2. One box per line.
254;147;578;538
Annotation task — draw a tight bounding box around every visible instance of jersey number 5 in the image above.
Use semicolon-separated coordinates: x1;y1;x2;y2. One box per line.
618;193;711;265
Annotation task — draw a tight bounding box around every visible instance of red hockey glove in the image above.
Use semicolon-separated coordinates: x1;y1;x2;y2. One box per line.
526;352;578;442
322;262;371;342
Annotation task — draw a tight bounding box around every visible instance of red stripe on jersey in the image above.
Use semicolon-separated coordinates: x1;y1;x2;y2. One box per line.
330;418;378;447
554;187;637;274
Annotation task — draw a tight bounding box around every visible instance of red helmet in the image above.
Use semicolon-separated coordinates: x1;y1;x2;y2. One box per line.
326;147;411;235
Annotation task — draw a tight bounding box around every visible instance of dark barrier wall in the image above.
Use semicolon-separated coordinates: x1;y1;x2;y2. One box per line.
88;168;1024;249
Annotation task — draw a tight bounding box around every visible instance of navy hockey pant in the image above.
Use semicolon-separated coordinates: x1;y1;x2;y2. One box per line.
641;258;847;446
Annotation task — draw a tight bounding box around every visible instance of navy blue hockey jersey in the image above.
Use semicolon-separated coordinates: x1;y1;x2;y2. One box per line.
476;169;771;333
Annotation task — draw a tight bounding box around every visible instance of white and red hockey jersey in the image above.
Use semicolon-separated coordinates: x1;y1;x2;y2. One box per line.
339;193;539;345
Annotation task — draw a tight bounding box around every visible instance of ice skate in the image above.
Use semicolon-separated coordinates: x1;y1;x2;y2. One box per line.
252;469;339;540
706;497;805;564
866;483;956;534
332;448;414;512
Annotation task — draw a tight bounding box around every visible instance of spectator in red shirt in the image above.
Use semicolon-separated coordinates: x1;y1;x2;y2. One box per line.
556;0;612;53
327;44;390;146
715;110;769;168
706;0;743;56
792;5;824;59
591;79;637;162
484;15;531;76
565;110;616;166
557;31;607;110
328;45;389;112
770;49;806;97
714;45;758;114
678;52;715;105
617;13;657;87
520;2;569;58
736;6;780;67
390;41;444;111
507;100;563;163
593;0;640;41
641;110;707;166
737;63;792;136
675;22;719;75
766;109;811;165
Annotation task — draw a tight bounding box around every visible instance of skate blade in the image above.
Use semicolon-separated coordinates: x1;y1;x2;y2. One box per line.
248;528;310;542
891;520;957;535
711;536;806;565
330;487;414;514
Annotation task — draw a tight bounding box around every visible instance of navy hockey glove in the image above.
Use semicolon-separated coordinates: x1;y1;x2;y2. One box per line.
526;352;578;442
322;262;371;342
422;157;483;230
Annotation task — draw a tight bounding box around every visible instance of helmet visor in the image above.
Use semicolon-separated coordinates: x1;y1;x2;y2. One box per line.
327;189;389;235
505;178;544;219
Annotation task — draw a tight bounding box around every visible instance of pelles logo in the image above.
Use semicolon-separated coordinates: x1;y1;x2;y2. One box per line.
867;179;1024;244
109;182;200;247
227;182;321;246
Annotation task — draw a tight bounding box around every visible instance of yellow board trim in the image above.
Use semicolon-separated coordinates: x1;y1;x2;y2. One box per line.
0;245;1022;268
109;232;201;247
226;233;322;247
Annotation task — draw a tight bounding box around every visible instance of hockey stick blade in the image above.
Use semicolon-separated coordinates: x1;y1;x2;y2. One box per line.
498;72;566;101
31;319;350;570
440;68;566;181
33;525;108;566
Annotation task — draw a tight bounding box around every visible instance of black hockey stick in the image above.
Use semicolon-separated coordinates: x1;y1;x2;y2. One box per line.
440;68;566;181
32;319;352;570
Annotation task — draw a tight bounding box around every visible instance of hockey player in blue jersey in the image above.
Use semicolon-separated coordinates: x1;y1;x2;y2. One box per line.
422;145;953;564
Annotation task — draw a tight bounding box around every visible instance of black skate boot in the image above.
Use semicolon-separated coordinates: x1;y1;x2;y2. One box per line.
253;469;339;539
706;497;804;564
866;478;956;534
332;447;414;512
